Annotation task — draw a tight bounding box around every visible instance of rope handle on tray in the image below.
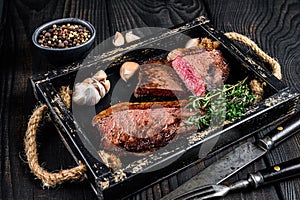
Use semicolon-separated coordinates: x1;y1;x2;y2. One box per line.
224;32;282;79
224;32;282;102
24;86;86;187
24;32;282;188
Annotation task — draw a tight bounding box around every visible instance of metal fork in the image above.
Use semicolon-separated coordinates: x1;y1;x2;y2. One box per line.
173;157;300;200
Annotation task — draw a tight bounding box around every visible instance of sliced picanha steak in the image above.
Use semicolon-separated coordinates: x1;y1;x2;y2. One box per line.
92;100;198;152
134;62;189;99
167;46;229;96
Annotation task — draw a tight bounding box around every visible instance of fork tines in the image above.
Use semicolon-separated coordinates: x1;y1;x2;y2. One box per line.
173;185;216;200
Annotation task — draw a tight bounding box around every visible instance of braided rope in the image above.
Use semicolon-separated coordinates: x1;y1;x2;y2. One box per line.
224;32;282;80
59;86;72;108
24;87;86;188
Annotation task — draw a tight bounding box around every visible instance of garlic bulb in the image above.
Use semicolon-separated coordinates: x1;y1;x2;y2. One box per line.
73;82;101;106
113;31;125;47
73;70;111;106
125;31;140;43
185;38;200;48
120;61;140;82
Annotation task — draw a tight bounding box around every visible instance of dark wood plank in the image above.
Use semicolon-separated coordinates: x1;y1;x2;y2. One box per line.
205;0;300;91
265;134;300;200
204;0;300;199
1;0;300;200
107;0;206;31
222;158;280;200
0;67;14;200
157;138;279;200
0;0;110;199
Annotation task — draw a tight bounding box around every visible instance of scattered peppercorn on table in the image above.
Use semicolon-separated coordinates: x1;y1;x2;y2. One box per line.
1;0;300;200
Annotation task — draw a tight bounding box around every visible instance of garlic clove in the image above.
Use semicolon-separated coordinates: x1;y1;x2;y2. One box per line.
93;70;107;82
185;38;200;48
120;61;140;82
82;77;94;84
98;83;106;98
125;31;140;43
113;31;125;47
102;79;111;93
73;82;101;106
92;78;106;98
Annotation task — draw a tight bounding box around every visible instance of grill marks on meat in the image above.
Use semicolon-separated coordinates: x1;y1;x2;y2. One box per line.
92;100;198;152
167;46;230;96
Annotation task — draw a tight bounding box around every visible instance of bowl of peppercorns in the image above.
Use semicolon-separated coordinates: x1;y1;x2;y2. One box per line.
32;18;96;64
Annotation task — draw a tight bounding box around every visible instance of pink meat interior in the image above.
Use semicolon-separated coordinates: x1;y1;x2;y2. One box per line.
172;57;206;96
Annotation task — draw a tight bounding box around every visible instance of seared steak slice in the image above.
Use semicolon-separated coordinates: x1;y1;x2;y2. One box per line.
167;46;229;96
134;63;188;98
92;100;198;152
133;58;188;99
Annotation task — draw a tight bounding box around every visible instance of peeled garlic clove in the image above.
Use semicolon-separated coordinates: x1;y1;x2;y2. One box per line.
113;31;125;46
125;31;140;43
73;82;101;106
120;61;140;82
102;79;111;93
185;38;200;48
93;70;107;82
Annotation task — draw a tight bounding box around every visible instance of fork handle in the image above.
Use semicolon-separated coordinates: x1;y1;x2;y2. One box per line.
249;157;300;188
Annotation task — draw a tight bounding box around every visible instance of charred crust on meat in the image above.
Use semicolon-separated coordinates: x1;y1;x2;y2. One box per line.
134;60;189;99
92;38;230;152
92;100;198;152
167;47;206;61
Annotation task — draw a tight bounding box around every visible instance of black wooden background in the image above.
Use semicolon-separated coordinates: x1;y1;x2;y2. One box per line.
1;0;300;199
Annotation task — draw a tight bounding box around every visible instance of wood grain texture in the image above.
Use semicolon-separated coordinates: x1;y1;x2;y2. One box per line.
204;1;300;200
107;0;206;33
0;0;107;199
205;1;300;200
1;0;300;199
156;139;279;200
205;0;300;91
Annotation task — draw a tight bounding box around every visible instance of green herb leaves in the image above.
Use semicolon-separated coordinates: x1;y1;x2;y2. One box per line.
186;78;256;129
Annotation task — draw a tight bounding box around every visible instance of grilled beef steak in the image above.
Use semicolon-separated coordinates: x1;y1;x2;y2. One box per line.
134;63;188;99
92;100;198;152
167;46;229;96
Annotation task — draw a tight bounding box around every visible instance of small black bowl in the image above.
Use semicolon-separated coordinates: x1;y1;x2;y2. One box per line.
32;18;96;64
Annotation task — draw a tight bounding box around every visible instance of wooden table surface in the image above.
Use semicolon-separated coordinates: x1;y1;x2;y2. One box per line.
1;0;300;199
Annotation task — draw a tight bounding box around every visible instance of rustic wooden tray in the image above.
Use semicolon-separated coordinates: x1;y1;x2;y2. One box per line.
30;16;299;199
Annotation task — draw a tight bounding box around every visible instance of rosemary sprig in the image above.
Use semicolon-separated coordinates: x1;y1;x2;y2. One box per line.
186;78;256;129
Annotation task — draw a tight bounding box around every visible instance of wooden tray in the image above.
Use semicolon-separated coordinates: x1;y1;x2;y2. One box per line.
30;16;299;199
